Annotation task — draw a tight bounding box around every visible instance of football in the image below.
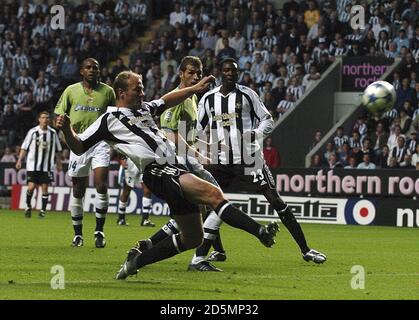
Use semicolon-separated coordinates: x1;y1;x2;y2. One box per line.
361;81;396;115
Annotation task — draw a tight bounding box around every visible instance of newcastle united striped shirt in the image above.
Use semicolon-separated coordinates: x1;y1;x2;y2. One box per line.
198;84;273;165
21;126;62;172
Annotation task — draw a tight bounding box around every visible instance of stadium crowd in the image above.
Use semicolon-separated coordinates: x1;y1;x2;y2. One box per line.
0;0;418;170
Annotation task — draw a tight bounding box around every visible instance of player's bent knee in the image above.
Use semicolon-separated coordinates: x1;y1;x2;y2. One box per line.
207;186;224;207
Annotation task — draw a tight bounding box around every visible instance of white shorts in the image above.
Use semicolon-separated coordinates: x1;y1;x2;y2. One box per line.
118;158;142;188
68;141;110;177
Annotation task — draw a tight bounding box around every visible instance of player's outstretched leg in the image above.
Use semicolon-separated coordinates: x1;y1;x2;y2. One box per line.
263;188;326;264
116;213;203;280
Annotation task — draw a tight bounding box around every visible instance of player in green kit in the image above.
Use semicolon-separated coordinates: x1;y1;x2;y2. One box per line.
136;56;227;271
55;58;116;248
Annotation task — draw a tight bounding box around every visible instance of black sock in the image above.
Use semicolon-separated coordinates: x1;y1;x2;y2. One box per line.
95;208;106;232
278;207;310;254
136;234;185;269
150;220;178;245
215;200;261;237
74;224;82;236
26;191;33;208
41;194;49;211
195;227;216;257
212;230;225;253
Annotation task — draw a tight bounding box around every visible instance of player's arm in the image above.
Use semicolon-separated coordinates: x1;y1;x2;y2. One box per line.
161;75;215;109
54;86;72;115
56;113;109;155
16;148;27;170
16;131;33;170
248;89;274;137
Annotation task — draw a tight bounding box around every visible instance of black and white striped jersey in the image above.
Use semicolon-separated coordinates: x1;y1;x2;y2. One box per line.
78;100;178;172
197;84;273;165
21;126;62;172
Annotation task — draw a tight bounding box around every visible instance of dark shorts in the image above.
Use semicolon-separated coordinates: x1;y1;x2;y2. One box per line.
204;162;276;192
142;162;200;216
27;171;54;185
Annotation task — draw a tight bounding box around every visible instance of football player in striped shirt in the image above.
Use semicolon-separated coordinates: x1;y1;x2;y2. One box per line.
56;71;279;279
16;111;63;218
196;58;326;266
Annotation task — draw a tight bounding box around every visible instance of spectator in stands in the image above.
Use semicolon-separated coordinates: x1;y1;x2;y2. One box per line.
396;78;416;110
309;130;322;151
399;109;413;134
376;145;390;169
276;92;295;118
388;156;399;169
310;154;323;168
0;147;16;162
333;126;349;153
302;65;320;90
263;137;280;169
344;156;358;169
327;153;342;169
390;135;410;166
406;131;417;154
371;122;389;158
0;102;19;147
337;142;351;167
357;153;376;170
411;143;419;167
399;154;415;170
217;37;236;62
323;142;335;164
387;124;402;150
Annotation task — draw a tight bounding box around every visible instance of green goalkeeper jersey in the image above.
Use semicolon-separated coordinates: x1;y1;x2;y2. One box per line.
160;87;198;145
54;82;116;134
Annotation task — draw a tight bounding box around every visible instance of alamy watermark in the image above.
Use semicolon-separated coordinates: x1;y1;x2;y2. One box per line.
50;5;65;30
350;5;365;30
50;265;65;290
350;265;365;290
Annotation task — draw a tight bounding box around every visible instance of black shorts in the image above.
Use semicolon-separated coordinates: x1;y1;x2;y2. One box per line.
142;162;200;216
204;162;276;192
27;171;54;185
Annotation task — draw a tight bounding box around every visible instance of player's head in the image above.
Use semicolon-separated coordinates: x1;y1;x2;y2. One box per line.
220;58;239;87
80;58;100;83
113;71;144;108
38;111;50;127
179;56;203;88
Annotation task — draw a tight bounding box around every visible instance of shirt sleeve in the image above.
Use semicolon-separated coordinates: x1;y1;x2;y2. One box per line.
21;130;33;151
248;89;273;136
77;113;109;152
54;87;71;115
143;99;166;117
197;94;209;131
54;131;63;152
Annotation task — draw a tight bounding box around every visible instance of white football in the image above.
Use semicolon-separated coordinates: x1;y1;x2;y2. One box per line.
361;80;396;115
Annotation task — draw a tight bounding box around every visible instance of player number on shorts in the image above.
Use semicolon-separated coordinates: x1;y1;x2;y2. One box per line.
251;169;264;183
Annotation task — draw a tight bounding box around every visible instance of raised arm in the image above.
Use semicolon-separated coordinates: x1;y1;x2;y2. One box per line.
161;75;215;108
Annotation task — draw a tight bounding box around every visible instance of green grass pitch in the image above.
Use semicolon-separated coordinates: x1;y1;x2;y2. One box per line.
0;210;418;300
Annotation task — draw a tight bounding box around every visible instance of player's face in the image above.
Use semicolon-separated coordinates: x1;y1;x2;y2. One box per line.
125;75;144;107
180;65;202;87
221;62;239;86
38;114;50;127
80;60;100;83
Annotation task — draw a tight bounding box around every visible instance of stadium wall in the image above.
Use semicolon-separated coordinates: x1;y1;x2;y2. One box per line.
270;60;342;167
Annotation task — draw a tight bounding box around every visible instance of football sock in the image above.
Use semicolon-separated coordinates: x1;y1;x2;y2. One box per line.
41;193;49;212
118;200;127;220
70;195;83;236
215;200;260;237
136;234;185;269
194;227;217;259
278;206;310;254
95;192;108;232
26;190;33;208
149;218;179;245
142;196;152;221
212;230;225;253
